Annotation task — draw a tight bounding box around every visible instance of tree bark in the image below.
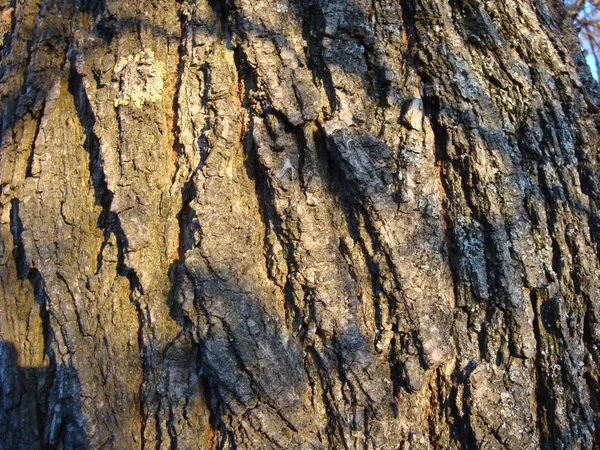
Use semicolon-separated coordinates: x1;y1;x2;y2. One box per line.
1;0;599;448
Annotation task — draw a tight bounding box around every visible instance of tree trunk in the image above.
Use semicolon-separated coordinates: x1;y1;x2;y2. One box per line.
1;0;599;448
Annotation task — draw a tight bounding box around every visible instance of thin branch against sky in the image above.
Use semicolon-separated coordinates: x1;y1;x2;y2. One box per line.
566;0;600;79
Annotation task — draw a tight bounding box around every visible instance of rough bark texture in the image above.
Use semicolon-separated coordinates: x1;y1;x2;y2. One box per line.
1;0;600;448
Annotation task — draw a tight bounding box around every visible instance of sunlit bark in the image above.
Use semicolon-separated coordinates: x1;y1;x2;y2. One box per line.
1;0;599;448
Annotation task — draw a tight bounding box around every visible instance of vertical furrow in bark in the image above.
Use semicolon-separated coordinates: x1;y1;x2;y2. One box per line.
405;0;600;447
69;0;197;444
1;0;599;448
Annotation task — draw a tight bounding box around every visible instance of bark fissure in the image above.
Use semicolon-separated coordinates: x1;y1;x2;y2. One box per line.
2;0;600;448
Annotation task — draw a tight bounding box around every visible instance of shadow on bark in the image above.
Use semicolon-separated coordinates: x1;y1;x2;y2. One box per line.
0;341;89;450
0;0;599;448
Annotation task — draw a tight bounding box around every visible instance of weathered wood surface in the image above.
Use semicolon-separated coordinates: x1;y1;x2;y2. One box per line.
1;0;599;448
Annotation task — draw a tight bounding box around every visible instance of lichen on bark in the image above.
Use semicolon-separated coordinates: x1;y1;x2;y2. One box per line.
1;0;599;448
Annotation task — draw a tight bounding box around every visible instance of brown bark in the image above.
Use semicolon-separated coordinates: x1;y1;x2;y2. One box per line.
1;0;599;448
